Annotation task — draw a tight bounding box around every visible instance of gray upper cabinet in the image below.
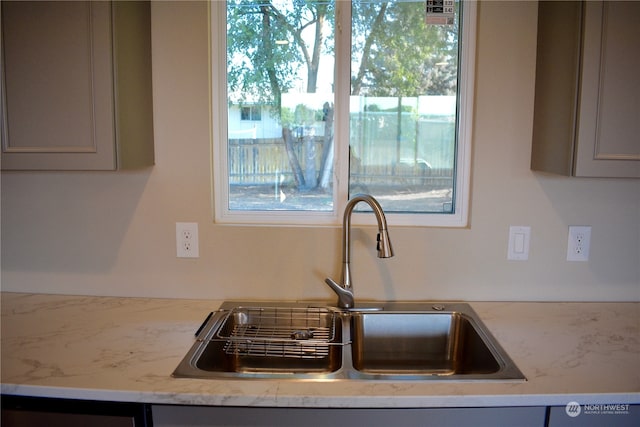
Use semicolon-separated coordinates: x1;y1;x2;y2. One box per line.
531;1;640;178
0;1;154;171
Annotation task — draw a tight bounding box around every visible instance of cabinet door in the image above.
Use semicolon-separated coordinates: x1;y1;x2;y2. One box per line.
2;409;136;427
1;395;151;427
531;1;640;178
575;1;640;177
0;1;154;171
1;1;117;170
153;405;546;427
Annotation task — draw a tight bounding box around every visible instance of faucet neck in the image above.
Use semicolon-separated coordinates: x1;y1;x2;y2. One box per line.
325;194;393;309
341;194;393;289
342;194;391;259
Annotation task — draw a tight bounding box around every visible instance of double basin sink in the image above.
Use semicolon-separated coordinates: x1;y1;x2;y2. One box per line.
173;301;525;381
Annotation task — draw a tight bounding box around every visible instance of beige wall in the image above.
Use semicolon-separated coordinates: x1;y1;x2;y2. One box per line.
2;1;638;301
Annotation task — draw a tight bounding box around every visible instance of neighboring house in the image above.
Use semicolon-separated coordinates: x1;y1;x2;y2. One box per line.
228;95;455;143
228;95;456;186
228;104;282;139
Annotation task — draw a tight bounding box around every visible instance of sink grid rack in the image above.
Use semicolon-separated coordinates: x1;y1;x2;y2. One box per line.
215;306;337;359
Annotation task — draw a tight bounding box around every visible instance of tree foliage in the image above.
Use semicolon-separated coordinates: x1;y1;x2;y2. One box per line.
227;0;333;108
352;1;458;96
226;0;459;189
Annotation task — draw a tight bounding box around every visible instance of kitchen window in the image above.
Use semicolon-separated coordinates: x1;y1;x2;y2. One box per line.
211;0;476;226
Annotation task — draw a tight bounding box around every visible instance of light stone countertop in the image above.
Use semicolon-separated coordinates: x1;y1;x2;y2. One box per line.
1;292;638;408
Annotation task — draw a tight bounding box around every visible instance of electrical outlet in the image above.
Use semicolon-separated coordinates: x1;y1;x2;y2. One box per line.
176;222;199;258
567;226;591;262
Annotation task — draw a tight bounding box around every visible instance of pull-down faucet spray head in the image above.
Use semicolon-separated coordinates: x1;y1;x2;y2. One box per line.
376;228;394;259
325;194;393;309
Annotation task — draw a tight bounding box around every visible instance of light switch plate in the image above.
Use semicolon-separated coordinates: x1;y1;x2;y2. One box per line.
507;226;530;261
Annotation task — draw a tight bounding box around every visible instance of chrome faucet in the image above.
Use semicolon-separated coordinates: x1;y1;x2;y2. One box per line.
325;194;394;309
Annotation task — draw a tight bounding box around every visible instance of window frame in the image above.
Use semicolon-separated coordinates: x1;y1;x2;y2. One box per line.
211;1;476;227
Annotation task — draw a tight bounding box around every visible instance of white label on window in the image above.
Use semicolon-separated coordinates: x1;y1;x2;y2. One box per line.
426;0;455;25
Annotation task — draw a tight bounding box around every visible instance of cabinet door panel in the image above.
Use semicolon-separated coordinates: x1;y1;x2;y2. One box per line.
2;2;95;151
1;1;116;170
595;2;640;158
152;405;546;427
575;1;640;177
2;409;135;427
1;395;151;427
531;1;640;178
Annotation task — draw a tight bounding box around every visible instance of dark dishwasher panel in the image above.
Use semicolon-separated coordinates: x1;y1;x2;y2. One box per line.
1;395;152;427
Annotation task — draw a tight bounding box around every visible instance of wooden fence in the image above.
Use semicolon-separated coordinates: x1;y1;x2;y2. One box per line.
228;137;453;188
228;138;318;184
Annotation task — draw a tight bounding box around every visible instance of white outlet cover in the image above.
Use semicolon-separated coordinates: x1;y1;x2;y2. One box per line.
176;222;199;258
567;226;591;262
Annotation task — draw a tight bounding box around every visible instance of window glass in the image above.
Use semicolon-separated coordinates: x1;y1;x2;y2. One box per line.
350;0;460;214
226;0;335;212
215;1;473;225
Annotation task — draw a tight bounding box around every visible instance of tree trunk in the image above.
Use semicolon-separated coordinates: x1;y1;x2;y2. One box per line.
304;129;317;190
260;6;282;109
318;102;334;190
282;128;305;188
352;3;388;95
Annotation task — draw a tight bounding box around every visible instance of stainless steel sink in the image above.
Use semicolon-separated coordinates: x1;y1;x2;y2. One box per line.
351;311;503;378
194;306;342;374
172;301;525;381
173;304;344;379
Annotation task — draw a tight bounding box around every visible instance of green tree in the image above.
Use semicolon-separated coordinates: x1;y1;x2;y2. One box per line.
351;1;459;166
226;0;458;189
352;2;458;97
227;0;334;190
